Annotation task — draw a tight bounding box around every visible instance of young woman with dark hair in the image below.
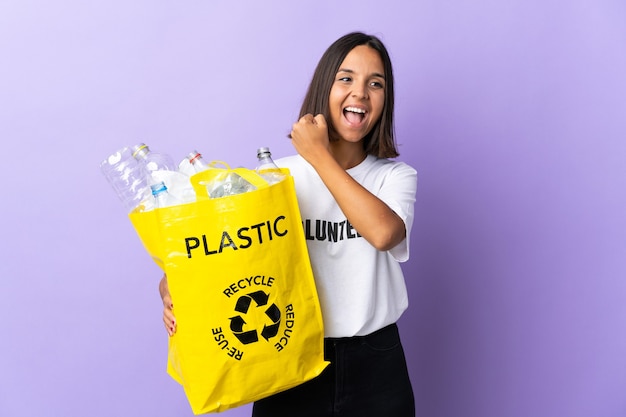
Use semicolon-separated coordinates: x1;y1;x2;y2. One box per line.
297;32;397;159
160;32;417;417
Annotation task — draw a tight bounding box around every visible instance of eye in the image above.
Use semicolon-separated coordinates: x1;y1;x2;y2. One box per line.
370;80;384;89
337;76;352;82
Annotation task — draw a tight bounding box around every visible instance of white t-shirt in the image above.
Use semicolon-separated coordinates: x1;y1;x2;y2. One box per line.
277;154;418;337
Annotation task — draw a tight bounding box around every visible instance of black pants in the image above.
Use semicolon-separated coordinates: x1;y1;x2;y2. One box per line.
252;323;415;417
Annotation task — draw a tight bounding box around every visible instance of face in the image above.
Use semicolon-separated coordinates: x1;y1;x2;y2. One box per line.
328;45;386;144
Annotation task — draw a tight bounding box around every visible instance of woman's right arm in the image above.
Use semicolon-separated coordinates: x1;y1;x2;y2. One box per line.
159;273;177;336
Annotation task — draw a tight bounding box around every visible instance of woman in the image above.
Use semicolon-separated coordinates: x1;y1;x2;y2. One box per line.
161;32;417;416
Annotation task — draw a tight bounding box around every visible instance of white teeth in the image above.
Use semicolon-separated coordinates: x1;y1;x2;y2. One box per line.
344;106;366;114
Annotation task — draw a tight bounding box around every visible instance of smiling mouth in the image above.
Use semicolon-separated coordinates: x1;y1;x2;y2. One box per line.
343;106;367;125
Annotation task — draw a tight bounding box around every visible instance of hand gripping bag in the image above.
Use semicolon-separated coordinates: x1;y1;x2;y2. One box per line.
129;166;329;414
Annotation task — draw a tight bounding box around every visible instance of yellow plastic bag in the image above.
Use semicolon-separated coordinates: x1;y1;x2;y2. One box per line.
129;167;329;414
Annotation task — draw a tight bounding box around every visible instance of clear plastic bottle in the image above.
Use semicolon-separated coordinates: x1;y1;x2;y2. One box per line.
256;147;285;184
187;150;211;173
100;146;148;212
151;181;180;208
131;143;176;185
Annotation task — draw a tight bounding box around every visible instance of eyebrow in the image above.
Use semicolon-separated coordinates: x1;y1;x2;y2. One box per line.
337;68;386;79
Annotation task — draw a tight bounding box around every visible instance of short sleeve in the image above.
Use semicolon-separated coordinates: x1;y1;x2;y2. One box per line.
377;162;417;262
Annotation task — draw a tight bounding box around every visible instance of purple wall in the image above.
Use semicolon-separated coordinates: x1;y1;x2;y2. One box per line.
1;1;624;416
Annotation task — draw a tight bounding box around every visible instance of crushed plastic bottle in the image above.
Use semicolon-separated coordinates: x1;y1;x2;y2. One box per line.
206;172;256;198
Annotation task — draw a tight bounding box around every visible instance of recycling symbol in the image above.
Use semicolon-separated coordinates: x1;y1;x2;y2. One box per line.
229;290;281;344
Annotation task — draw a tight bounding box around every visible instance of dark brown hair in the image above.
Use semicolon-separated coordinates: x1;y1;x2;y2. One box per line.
298;32;398;158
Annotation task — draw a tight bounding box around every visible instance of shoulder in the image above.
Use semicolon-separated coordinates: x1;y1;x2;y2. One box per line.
376;157;416;174
275;154;313;176
275;155;320;187
275;154;302;168
361;156;417;182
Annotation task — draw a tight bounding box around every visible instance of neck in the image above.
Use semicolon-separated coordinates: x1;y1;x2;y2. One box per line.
329;142;367;170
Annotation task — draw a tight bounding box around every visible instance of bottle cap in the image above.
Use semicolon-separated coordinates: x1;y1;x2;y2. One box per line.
187;150;202;164
257;147;271;158
150;181;167;196
131;143;149;159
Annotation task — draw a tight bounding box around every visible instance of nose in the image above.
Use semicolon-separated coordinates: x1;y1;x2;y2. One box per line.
351;81;368;99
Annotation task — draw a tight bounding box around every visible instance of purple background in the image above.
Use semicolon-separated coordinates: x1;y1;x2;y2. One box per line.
1;1;625;416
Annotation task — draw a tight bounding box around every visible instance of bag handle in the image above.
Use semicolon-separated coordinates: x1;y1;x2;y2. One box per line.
190;161;270;199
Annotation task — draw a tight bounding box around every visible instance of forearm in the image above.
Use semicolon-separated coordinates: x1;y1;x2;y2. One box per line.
311;156;406;251
289;114;407;251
